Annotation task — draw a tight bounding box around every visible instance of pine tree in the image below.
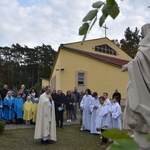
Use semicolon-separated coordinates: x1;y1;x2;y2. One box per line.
120;27;141;58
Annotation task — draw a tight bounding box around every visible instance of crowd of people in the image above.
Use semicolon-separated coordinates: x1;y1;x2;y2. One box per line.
0;84;122;147
0;84;39;125
0;85;83;127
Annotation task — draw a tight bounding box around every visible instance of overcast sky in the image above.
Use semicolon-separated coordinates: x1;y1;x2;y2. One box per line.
0;0;149;50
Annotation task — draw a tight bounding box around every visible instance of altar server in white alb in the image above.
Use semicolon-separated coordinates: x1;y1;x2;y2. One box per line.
95;96;111;148
90;92;100;134
103;92;111;108
80;88;92;131
110;96;122;130
34;86;57;144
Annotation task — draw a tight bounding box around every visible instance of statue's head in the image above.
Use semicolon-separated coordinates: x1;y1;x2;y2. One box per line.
141;23;150;38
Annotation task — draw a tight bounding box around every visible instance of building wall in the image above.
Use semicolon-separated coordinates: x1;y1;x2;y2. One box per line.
42;79;50;87
50;50;62;90
64;38;132;61
52;49;129;99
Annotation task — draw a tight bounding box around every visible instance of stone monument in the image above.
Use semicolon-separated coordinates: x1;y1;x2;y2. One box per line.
122;23;150;150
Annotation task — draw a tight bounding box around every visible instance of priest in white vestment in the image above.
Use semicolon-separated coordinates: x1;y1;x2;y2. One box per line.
80;89;92;131
90;92;100;134
110;96;122;130
34;86;57;144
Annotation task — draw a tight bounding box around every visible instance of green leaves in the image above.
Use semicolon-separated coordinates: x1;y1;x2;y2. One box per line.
82;9;98;22
79;23;89;44
102;129;132;140
107;139;139;150
101;129;139;150
92;1;104;8
105;0;119;19
99;13;108;27
79;0;120;42
99;0;120;27
79;1;104;43
79;23;89;35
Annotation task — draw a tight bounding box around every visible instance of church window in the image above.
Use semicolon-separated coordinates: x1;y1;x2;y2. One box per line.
78;72;84;85
95;44;117;55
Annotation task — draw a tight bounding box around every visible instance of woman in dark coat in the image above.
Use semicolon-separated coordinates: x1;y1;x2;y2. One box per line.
65;90;74;122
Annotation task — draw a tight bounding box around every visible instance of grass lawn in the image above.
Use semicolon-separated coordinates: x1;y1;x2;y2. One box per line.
0;124;110;150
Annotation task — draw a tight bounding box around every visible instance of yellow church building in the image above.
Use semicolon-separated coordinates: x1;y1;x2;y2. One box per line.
45;37;132;102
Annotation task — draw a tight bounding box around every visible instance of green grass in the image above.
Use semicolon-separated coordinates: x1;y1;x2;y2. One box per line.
0;125;108;150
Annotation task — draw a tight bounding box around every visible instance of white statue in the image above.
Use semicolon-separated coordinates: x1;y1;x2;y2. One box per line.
122;23;150;150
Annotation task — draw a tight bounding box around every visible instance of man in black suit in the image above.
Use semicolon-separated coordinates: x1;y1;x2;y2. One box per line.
112;89;121;105
0;84;8;100
55;90;66;128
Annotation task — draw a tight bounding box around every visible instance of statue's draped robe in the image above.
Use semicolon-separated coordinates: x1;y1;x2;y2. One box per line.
124;24;150;133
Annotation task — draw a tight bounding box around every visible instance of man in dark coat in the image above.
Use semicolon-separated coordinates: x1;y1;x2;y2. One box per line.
55;90;66;128
0;84;8;100
112;89;121;105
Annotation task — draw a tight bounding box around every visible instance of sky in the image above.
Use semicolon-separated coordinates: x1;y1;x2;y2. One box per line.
0;0;149;50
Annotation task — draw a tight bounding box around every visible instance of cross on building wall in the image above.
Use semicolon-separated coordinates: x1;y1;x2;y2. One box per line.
103;24;108;37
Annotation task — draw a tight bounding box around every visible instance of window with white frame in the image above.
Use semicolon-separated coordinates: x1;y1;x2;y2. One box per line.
78;72;84;85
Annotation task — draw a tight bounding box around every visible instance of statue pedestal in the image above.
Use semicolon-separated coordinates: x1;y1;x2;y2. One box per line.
134;132;150;150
